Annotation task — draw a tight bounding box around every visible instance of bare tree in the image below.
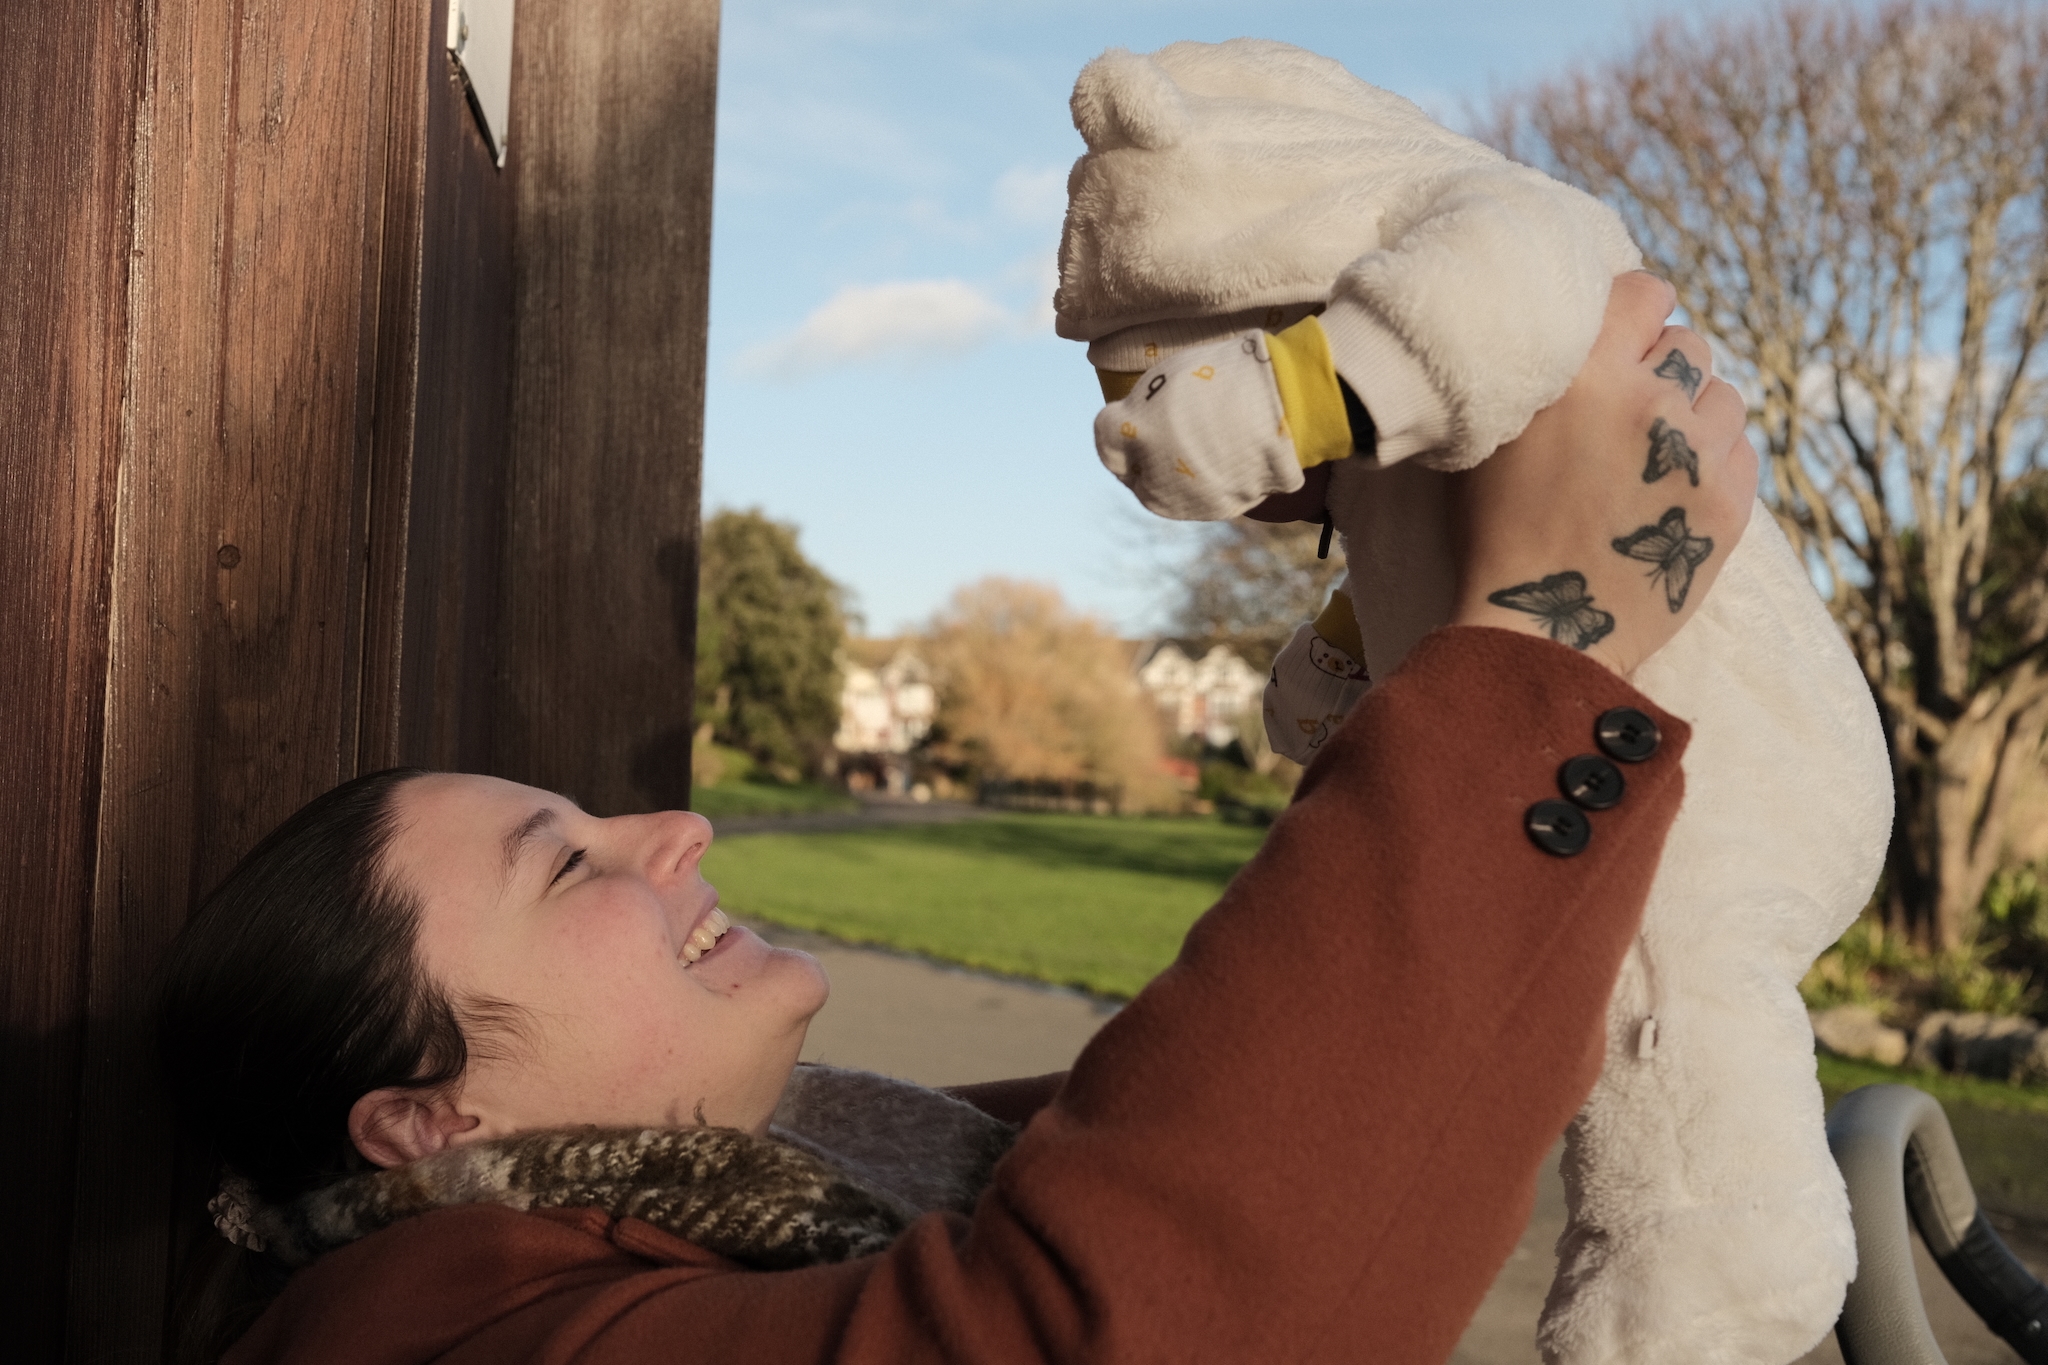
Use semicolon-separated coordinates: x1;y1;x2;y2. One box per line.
1166;518;1347;670
1491;0;2048;948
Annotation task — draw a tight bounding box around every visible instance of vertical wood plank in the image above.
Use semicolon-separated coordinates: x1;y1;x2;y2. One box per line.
360;0;517;778
0;3;138;1355
396;11;518;772
66;2;414;1357
500;0;718;815
355;0;439;774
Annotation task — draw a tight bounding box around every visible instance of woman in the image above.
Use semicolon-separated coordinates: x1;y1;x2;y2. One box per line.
157;273;1756;1363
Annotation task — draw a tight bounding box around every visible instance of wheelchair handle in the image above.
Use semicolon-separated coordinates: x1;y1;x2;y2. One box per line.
1828;1084;2048;1364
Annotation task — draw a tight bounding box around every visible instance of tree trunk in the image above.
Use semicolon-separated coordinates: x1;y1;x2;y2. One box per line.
1892;692;2048;950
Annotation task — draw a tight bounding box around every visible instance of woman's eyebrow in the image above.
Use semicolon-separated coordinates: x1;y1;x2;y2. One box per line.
500;808;558;879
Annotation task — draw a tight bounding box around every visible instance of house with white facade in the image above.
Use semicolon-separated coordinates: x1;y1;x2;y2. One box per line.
1134;641;1265;747
834;642;936;792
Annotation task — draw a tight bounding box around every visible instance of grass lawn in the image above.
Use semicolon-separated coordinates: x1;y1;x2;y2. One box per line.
703;812;1268;999
1820;1053;2048;1220
689;780;858;820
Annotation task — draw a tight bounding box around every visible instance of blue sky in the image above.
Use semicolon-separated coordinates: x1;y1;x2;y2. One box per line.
701;0;1812;636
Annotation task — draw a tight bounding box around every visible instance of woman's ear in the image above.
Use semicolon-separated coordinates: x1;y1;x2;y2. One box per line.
347;1087;482;1168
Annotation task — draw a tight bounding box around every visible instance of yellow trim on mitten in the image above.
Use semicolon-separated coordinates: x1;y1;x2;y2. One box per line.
1267;317;1351;470
1313;589;1366;664
1097;369;1142;402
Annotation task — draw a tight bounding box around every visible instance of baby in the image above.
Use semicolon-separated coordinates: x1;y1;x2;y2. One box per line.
1092;307;1385;763
1058;40;1894;1365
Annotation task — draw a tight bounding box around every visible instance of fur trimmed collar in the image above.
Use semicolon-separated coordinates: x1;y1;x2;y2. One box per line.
220;1065;1018;1271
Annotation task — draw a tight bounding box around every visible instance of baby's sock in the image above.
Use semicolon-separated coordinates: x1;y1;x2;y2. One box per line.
1262;587;1372;764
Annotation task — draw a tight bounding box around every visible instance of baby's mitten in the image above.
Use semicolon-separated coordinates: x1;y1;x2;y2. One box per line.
1262;587;1372;764
1094;322;1353;521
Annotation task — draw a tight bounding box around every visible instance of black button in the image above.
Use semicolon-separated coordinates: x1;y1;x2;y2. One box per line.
1526;800;1591;856
1559;755;1625;811
1595;707;1660;763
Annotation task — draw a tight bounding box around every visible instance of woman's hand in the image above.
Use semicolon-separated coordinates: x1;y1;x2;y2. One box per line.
1449;272;1758;676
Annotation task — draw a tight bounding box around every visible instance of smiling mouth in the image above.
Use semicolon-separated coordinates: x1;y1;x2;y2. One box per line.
681;908;731;965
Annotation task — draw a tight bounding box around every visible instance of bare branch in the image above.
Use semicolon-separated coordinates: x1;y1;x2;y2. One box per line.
1488;0;2048;946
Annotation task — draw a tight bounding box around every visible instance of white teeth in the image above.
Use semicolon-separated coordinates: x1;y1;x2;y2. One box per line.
682;909;731;965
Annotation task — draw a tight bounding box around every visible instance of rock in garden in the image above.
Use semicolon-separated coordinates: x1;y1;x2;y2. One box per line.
1907;1011;2042;1082
1810;1005;1909;1066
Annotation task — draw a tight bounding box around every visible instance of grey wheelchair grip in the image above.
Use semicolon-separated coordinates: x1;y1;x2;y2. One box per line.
1828;1084;2048;1365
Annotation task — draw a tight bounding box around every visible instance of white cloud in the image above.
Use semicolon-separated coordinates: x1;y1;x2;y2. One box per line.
737;279;1013;377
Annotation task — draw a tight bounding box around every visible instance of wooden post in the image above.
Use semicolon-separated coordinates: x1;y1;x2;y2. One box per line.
0;5;140;1359
0;0;717;1355
498;0;719;817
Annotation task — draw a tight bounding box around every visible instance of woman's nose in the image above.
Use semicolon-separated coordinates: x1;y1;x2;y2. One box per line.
639;809;713;882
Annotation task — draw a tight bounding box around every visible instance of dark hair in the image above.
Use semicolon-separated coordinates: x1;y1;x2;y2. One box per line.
154;766;466;1205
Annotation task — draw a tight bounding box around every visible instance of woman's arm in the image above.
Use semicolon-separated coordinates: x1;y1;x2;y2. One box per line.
941;1073;1068;1127
838;628;1689;1364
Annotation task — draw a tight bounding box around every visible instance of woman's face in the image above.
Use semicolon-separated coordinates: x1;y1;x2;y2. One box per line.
382;774;828;1140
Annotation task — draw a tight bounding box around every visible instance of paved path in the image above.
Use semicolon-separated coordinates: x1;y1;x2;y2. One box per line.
755;919;2034;1364
752;920;1116;1085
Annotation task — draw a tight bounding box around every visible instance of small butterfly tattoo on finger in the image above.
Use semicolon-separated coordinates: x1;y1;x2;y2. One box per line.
1486;571;1616;651
1612;506;1714;612
1643;419;1700;487
1654;348;1703;400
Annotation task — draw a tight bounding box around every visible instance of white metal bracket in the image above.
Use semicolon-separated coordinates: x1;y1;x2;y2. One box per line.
446;0;517;167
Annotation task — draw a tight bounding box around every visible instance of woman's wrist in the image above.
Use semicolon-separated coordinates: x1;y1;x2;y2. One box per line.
1447;273;1758;675
1450;566;1634;676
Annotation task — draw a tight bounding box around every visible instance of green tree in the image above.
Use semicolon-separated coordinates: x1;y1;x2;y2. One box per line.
1490;0;2048;948
696;509;847;780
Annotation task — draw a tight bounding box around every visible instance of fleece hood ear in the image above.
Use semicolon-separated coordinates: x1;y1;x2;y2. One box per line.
1053;38;1509;344
1070;48;1191;152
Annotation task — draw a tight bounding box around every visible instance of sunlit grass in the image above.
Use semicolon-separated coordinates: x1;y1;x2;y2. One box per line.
702;812;1267;999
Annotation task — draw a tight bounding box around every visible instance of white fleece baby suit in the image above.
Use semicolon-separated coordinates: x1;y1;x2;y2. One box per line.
1057;40;1893;1365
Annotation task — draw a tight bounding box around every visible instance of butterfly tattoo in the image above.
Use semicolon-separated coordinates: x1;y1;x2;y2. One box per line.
1612;507;1714;612
1654;348;1703;399
1486;571;1616;651
1642;418;1700;487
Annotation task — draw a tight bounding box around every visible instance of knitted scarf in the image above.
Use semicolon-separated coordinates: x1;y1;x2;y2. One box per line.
211;1064;1020;1272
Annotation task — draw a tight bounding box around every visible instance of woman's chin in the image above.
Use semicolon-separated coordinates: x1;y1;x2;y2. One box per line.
764;941;830;1019
688;929;828;1011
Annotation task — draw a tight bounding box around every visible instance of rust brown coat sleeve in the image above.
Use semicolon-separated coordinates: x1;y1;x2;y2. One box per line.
232;627;1689;1365
942;1073;1069;1126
